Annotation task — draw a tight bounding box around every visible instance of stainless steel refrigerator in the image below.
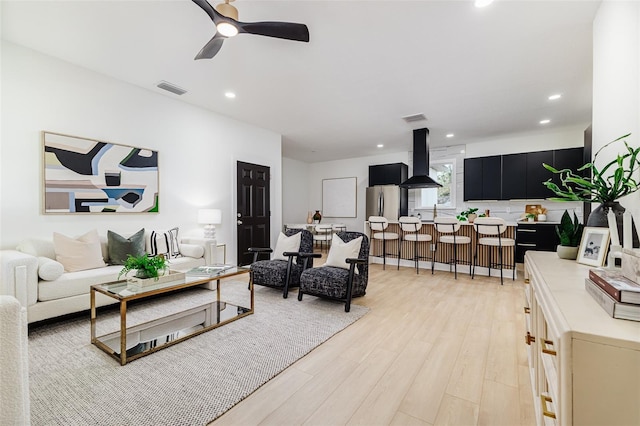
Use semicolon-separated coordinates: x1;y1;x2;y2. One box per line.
366;185;408;221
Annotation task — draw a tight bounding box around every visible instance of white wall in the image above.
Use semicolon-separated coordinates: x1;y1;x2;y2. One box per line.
305;151;410;231
282;157;310;225
0;41;283;262
593;1;640;218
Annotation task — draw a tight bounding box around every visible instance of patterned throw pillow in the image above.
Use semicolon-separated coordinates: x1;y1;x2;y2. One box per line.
149;227;181;259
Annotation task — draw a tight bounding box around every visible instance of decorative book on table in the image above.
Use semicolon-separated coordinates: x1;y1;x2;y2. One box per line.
585;278;640;321
187;265;234;276
588;268;640;304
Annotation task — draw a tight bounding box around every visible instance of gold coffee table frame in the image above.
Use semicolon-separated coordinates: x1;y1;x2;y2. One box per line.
90;266;252;365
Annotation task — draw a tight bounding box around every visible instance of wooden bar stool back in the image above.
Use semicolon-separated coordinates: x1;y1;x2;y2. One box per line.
368;216;399;270
472;217;515;285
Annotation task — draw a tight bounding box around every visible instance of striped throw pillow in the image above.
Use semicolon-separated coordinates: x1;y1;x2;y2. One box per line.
149;227;181;259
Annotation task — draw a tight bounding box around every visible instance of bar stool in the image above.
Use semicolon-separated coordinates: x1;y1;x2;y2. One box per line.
432;217;471;279
398;216;433;274
472;217;515;285
368;216;399;270
332;223;347;233
313;224;333;252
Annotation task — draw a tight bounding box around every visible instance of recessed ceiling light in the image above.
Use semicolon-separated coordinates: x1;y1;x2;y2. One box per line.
540;119;551;124
225;92;236;99
377;144;384;148
446;133;454;138
460;149;466;154
548;94;562;100
475;0;494;8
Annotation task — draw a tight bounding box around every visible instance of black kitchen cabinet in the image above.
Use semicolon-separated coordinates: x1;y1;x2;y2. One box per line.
464;156;501;201
501;153;527;200
516;223;559;263
552;147;586;191
369;163;408;186
526;151;555;199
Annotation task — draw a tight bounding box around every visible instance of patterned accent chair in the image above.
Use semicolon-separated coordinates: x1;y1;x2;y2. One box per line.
249;229;316;298
297;231;370;312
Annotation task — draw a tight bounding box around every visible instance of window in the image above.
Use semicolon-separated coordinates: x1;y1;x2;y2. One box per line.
417;159;456;209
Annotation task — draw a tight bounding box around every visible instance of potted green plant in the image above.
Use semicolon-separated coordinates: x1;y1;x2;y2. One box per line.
118;254;167;280
542;133;639;244
525;213;536;222
456;207;479;223
555;210;584;260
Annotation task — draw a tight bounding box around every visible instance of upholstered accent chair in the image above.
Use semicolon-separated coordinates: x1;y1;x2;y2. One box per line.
298;231;370;312
249;229;316;298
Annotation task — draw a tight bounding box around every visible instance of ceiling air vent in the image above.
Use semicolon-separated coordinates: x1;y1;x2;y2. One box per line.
156;80;187;96
401;113;427;123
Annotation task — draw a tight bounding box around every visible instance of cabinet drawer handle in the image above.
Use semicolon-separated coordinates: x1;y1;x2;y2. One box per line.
542;339;557;356
517;229;536;233
524;307;530;314
525;332;536;345
540;395;557;419
517;243;537;247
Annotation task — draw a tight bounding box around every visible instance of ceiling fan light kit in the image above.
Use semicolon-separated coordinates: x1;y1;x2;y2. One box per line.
192;0;310;60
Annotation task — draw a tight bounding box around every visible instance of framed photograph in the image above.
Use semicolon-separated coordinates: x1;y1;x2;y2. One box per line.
577;227;610;266
43;131;159;214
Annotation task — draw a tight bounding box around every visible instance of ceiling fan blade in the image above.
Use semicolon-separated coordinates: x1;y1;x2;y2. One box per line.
237;21;310;42
191;0;223;24
195;34;226;60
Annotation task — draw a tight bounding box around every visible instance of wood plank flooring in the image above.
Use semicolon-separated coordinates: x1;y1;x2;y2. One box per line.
211;256;535;426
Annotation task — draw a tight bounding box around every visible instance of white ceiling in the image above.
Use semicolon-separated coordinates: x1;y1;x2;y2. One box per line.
1;0;600;163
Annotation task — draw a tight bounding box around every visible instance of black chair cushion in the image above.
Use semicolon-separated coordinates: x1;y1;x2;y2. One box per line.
251;259;303;288
300;266;367;299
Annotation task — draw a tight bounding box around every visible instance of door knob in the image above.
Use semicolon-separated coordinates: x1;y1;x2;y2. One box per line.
237;220;243;225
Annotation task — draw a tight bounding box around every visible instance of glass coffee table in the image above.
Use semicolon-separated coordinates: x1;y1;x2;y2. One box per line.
90;266;251;365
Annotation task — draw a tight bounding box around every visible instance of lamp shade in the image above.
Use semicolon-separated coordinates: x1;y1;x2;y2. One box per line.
198;209;222;225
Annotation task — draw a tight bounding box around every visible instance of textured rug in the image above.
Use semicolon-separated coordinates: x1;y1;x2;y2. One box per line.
28;282;368;426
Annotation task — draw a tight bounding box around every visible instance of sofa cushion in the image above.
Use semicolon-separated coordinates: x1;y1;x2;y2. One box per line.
37;257;64;281
148;227;181;259
16;239;56;260
179;243;204;259
38;265;123;301
53;229;107;272
107;229;145;265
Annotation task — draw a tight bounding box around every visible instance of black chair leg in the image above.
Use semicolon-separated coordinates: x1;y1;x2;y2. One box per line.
432;241;437;275
297;290;303;301
453;244;458;279
398;239;401;271
499;247;504;285
415;241;419;274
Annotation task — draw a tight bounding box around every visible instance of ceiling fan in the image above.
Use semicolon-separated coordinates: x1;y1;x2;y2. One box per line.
192;0;310;60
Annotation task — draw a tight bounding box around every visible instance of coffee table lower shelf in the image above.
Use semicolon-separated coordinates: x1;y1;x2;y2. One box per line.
90;267;252;365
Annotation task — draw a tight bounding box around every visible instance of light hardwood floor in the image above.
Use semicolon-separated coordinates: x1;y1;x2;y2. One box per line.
211;257;535;426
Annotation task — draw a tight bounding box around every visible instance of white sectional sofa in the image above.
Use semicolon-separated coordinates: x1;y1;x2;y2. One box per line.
0;233;216;323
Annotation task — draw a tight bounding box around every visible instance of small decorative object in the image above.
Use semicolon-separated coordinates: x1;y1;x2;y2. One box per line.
306;211;313;224
577;227;611;267
198;208;222;239
526;213;536;222
537;214;547;222
118;254;167;280
313;210;322;223
555;210;584;260
543;133;640;246
456;207;479;223
484;209;490;217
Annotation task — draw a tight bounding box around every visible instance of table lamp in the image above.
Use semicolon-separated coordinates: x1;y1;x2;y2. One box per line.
198;209;222;239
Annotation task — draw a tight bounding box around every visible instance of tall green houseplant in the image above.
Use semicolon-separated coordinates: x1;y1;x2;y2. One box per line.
543;133;639;245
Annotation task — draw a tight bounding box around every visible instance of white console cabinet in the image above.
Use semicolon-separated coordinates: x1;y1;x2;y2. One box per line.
524;251;640;425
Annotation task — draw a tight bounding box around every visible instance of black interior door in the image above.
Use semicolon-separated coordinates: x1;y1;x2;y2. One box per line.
236;161;270;266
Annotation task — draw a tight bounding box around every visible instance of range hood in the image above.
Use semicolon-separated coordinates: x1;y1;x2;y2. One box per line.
399;128;442;189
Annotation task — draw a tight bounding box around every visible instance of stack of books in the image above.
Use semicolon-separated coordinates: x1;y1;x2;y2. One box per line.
585;268;640;321
187;264;234;277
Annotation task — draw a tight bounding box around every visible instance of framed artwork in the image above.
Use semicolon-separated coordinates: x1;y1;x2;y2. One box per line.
43;131;159;214
577;227;610;266
322;177;357;218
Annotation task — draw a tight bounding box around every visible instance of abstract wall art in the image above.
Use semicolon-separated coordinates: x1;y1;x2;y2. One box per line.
43;131;159;214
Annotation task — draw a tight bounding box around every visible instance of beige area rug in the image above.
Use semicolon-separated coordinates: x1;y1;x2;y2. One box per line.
27;282;368;425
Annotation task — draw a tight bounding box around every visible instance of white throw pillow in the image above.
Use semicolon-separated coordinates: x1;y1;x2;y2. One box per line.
37;256;64;281
179;243;205;259
323;234;363;272
53;229;107;272
272;232;302;261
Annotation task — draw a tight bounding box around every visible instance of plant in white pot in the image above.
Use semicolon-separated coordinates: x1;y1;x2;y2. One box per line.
555;210;584;260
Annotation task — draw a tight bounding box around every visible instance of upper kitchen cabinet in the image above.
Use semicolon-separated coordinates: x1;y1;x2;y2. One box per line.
526;150;554;199
501;153;527;200
463;156;501;201
552;147;586;190
369;163;408;186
